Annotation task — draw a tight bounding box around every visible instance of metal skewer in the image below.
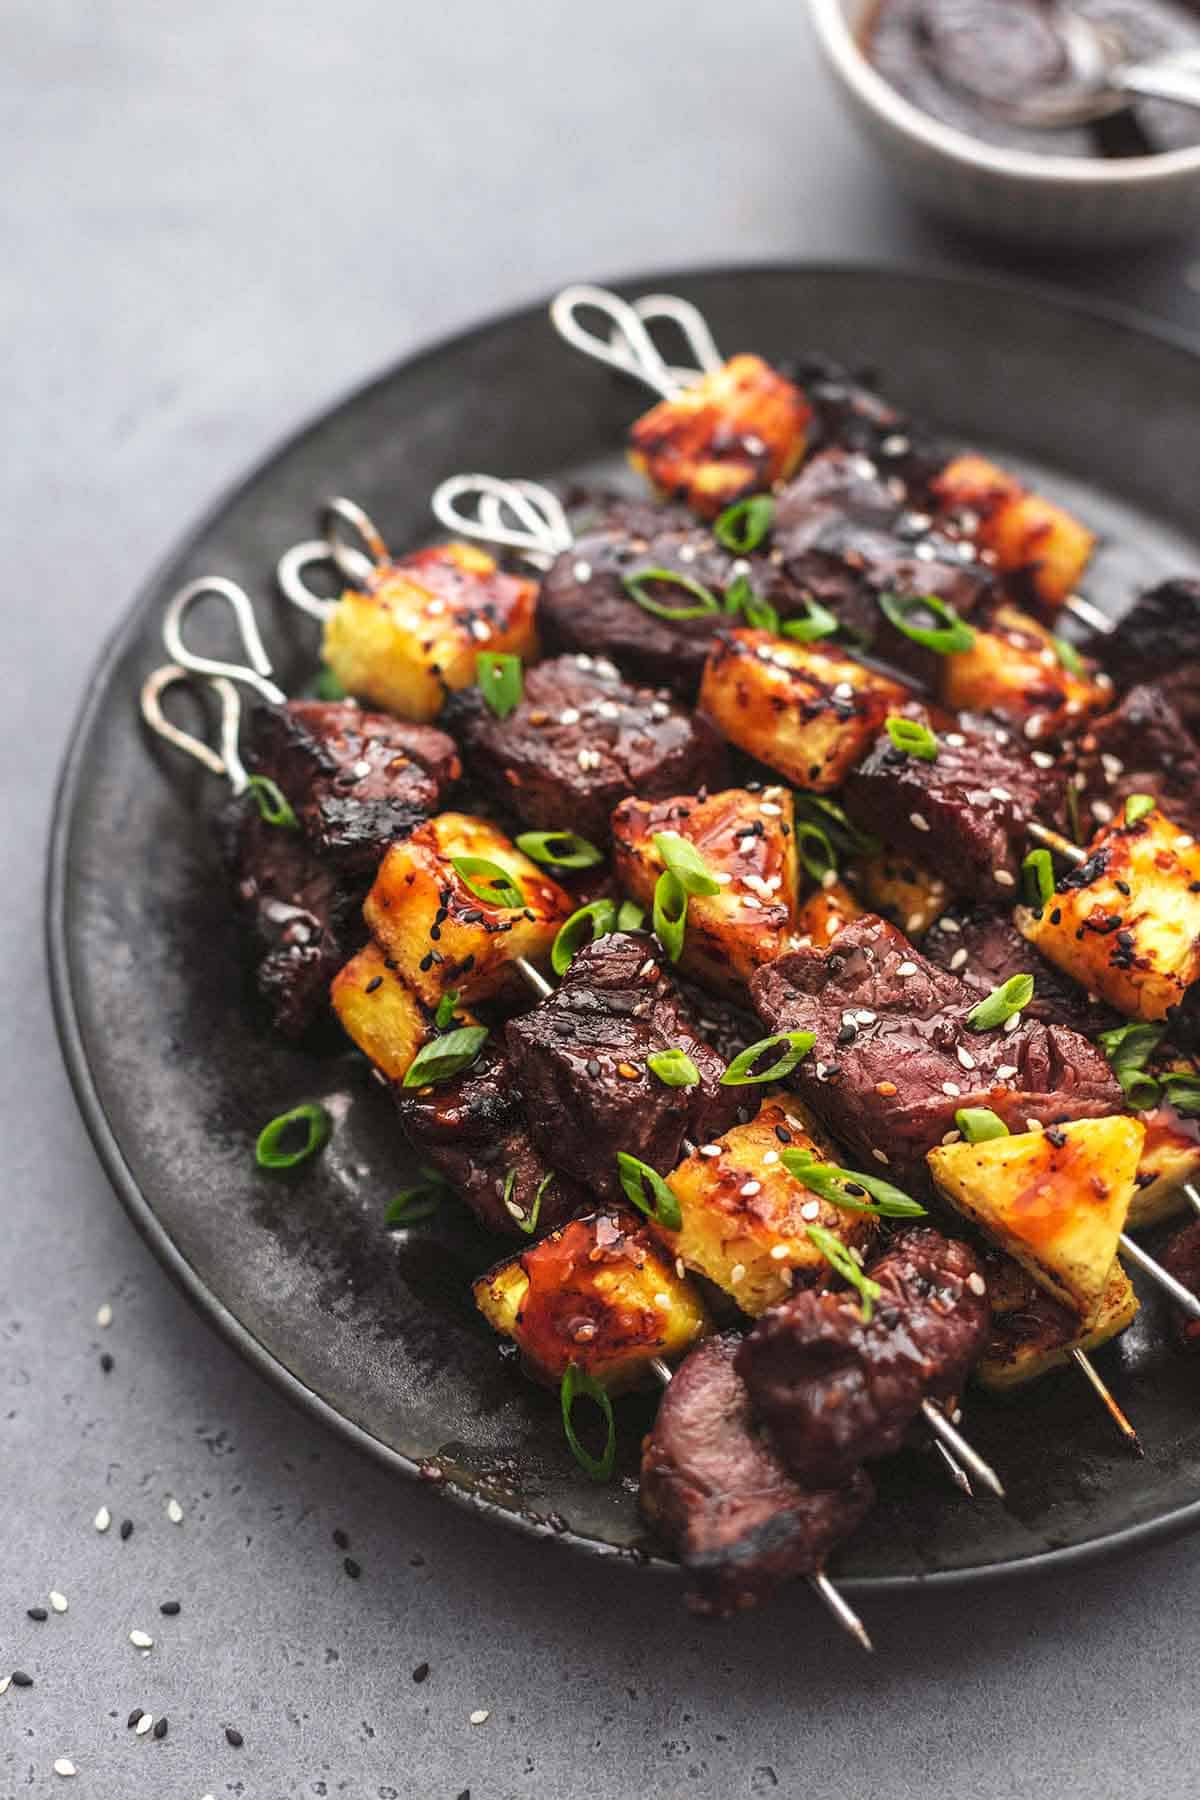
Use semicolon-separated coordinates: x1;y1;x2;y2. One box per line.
1069;1346;1144;1457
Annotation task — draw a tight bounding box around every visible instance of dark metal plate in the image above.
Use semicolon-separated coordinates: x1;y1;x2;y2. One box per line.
47;265;1200;1591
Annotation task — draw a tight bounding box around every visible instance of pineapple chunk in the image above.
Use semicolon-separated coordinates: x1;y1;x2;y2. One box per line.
1127;1069;1200;1227
1018;805;1200;1022
473;1210;709;1392
794;879;865;948
656;1099;879;1315
928;1115;1144;1316
932;454;1096;609
699;631;907;791
330;942;448;1083
363;812;574;1008
628;354;811;518
322;542;538;723
939;604;1112;741
976;1256;1138;1391
610;786;801;996
850;848;949;938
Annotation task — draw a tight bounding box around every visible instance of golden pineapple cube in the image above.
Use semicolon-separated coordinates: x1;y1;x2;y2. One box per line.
363;812;574;1008
698;631;907;792
330;941;447;1083
932;454;1095;609
850;848;950;938
322;542;538;723
794;879;865;948
939;604;1113;741
928;1115;1144;1316
1017;805;1200;1022
610;786;801;996
473;1210;710;1392
656;1099;879;1315
976;1256;1138;1391
628;354;811;518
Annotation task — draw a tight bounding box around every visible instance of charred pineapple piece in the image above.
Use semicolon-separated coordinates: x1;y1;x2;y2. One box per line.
330;941;453;1083
611;786;801;996
655;1099;879;1315
473;1210;709;1392
932;454;1096;610
322;542;538;723
849;848;950;939
1128;1061;1200;1228
794;879;865;948
928;1115;1144;1316
976;1255;1138;1391
628;355;812;518
939;603;1113;741
1018;805;1200;1023
699;631;908;791
363;812;574;1008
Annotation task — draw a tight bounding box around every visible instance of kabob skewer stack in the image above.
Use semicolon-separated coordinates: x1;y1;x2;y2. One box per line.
142;285;1200;1638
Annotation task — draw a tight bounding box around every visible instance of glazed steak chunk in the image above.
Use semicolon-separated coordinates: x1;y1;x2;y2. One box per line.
446;654;728;843
1067;684;1200;841
749;915;1122;1189
1101;579;1200;735
245;699;461;876
923;904;1119;1039
639;1332;874;1617
844;715;1063;903
504;932;741;1202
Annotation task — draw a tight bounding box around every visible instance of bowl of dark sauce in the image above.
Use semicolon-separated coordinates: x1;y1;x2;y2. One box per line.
810;0;1200;245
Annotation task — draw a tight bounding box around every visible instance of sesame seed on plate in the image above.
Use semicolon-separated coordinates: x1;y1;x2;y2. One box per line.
910;812;930;833
801;1199;821;1221
470;1709;490;1726
967;1272;988;1296
166;1497;184;1524
96;1302;112;1328
0;1677;10;1695
94;1506;111;1533
49;1591;68;1613
135;1712;155;1736
153;1717;168;1740
53;1759;77;1778
130;1630;153;1650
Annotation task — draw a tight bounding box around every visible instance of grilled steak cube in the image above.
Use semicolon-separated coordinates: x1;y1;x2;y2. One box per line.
245;700;460;876
1017;804;1200;1027
923;905;1119;1039
473;1209;709;1390
931;454;1095;611
1067;684;1200;841
928;1115;1144;1316
656;1098;879;1315
628;355;812;517
639;1331;874;1617
975;1254;1138;1391
611;786;802;996
323;541;538;722
939;605;1113;743
699;630;908;791
1162;1219;1200;1353
445;653;728;843
1100;578;1200;734
363;812;574;1008
393;1041;587;1239
331;941;449;1083
844;715;1064;903
787;352;943;489
749;915;1123;1190
505;932;740;1202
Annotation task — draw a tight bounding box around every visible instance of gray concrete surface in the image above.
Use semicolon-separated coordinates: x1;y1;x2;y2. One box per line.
4;2;1200;1795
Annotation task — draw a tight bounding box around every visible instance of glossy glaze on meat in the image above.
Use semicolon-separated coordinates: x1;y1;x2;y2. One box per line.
1101;579;1200;735
923;903;1120;1039
1067;683;1200;840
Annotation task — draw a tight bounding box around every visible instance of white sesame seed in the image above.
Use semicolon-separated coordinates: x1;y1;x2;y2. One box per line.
740;1180;762;1198
996;1065;1018;1081
595;659;619;680
352;759;371;779
993;869;1015;887
0;1677;10;1696
741;895;763;910
596;700;621;721
949;948;968;970
1024;714;1045;740
1030;750;1055;770
677;543;697;563
96;1302;112;1329
572;560;592;583
469;618;491;642
1003;1013;1021;1033
967;1272;987;1296
914;541;937;562
881;434;910;456
1177;835;1195;850
896;960;917;976
654;1292;672;1311
575;653;593;669
910;812;930;833
939;917;962;934
956;1046;976;1071
470;1710;490;1726
990;786;1013;803
905;915;922;933
942;1081;962;1097
731;558;752;578
760;801;783;816
1025;1117;1043;1133
135;1713;155;1736
730;1264;746;1285
713;870;733;884
941;1129;962;1145
649;700;671;720
130;1630;153;1650
832;681;855;701
820;869;838;891
872;1148;890;1165
166;1497;184;1525
94;1505;111;1533
944;732;966;748
801;1199;821;1222
53;1759;77;1778
559;707;581;726
699;1143;722;1158
855;1009;877;1025
49;1591;68;1614
779;1266;794;1287
675;1257;686;1279
1091;801;1113;823
770;1244;789;1260
762;1150;779;1166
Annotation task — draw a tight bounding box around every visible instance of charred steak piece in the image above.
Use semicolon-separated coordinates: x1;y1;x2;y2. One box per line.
736;1228;990;1486
844;714;1064;903
1162;1220;1200;1354
444;653;728;844
245;700;461;877
504;932;741;1203
785;353;944;492
1066;683;1200;841
923;904;1119;1040
394;1042;586;1238
639;1331;874;1617
1100;579;1200;736
749;915;1122;1190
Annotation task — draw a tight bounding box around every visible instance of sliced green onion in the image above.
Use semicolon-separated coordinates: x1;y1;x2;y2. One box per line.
450;855;525;910
646;1048;700;1088
551;899;618;976
503;1166;553;1235
1161;1071;1200;1116
247;775;299;830
1098;1020;1164;1074
805;1224;882;1322
514;829;604;870
384;1170;450;1225
795;794;879;858
878;591;976;655
1117;1066;1161;1111
714;494;774;553
434;988;461;1030
476;651;523;719
616;1152;683;1232
313;663;347;700
966;974;1035;1032
652;870;688;964
954;1107;1011;1144
885;716;938;761
1022;848;1055;908
561;1361;616;1482
724;572;753;617
1125;793;1156;826
795;820;837;884
743;593;781;634
653;831;721;896
255;1102;331;1169
616;899;646;932
780;1150;926;1217
1052;635;1083;676
621;568;721;621
401;1025;489;1089
781;597;839;643
720;1030;815;1086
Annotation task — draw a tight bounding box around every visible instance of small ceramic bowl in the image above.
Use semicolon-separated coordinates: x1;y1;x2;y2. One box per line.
808;0;1200;249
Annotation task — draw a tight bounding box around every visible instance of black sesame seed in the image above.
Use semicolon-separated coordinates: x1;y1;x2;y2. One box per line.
225;1726;244;1748
1050;908;1062;926
1046;1126;1067;1149
412;1662;430;1683
153;1716;168;1740
835;1022;857;1046
27;1607;47;1622
120;1519;134;1541
774;1125;792;1143
127;1709;143;1729
344;1556;361;1579
10;1671;33;1687
100;1352;114;1373
332;1528;349;1550
159;1600;181;1617
419;953;434;972
365;975;383;993
1114;880;1131;896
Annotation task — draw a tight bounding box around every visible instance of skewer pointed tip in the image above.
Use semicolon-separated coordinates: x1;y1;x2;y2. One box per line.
1069;1347;1144;1457
808;1571;874;1653
920;1399;1006;1499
